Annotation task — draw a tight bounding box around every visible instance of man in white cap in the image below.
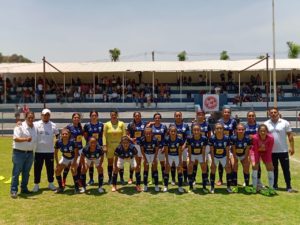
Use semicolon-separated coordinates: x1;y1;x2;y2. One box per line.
32;108;59;192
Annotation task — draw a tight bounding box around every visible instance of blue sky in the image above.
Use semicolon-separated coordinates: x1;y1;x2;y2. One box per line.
0;0;299;62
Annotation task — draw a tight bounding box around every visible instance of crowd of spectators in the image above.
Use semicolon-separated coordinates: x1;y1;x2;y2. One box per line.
0;72;300;105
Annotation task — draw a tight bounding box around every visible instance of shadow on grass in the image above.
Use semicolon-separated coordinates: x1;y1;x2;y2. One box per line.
116;186;141;196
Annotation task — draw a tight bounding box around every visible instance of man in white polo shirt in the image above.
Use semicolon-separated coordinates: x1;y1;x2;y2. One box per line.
264;108;295;192
10;111;37;198
32;108;59;192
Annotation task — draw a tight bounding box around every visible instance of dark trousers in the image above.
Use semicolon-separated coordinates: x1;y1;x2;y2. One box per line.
34;152;54;184
272;152;291;189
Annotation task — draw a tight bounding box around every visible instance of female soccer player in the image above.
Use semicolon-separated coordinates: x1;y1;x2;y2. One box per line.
63;113;84;187
54;128;79;193
209;123;232;194
163;125;184;193
103;110;126;185
140;127;159;192
83;110;104;185
147;113;168;182
231;123;251;192
127;112;147;185
170;111;190;185
250;124;275;195
217;107;237;186
80;137;104;193
191;109;212;184
112;136;139;192
186;124;208;192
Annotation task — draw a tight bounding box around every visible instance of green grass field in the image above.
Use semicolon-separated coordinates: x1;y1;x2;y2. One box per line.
0;136;300;225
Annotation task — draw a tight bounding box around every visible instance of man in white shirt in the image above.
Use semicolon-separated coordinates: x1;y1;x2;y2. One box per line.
11;111;37;198
264;108;296;192
32;109;59;192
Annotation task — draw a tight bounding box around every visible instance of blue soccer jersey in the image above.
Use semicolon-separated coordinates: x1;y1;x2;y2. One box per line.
127;121;147;144
114;144;138;159
82;143;104;160
245;123;259;136
186;136;208;155
55;139;77;160
140;136;158;155
66;124;84;149
83;122;104;146
209;135;230;158
170;123;190;141
218;118;237;137
231;135;251;157
164;136;184;156
151;124;168;147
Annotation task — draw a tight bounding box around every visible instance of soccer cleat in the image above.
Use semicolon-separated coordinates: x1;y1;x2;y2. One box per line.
48;182;57;191
80;187;86;194
136;186;142;192
178;187;184;193
203;188;209;194
87;179;94;186
226;187;233;193
287;188;298;193
171;180;176;186
32;184;39;193
232;186;239;193
210;187;215;194
62;179;66;188
10;191;18;199
112;186;117;192
163;186;168;192
55;187;64;194
155;186;160;192
98;187;104;193
193;181;196;186
216;180;222;186
143;185;148;192
128;179;133;185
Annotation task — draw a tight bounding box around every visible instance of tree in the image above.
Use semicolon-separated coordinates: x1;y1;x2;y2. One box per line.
220;50;229;60
0;53;32;63
177;51;187;61
109;48;121;62
287;41;300;59
257;55;265;59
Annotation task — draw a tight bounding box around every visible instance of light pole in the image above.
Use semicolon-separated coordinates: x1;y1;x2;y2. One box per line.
272;0;277;108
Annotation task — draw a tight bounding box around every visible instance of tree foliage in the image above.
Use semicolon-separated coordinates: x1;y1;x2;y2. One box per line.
220;50;229;60
109;48;121;62
177;51;187;61
0;52;32;63
287;41;300;59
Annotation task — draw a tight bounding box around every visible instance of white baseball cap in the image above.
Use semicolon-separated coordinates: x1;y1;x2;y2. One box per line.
42;108;51;115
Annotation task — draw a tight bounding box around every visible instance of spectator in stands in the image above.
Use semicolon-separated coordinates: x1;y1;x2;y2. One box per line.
22;104;29;116
188;76;192;86
256;74;261;85
14;104;22;122
73;89;81;102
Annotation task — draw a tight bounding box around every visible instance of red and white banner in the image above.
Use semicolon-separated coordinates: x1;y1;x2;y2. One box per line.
203;94;219;112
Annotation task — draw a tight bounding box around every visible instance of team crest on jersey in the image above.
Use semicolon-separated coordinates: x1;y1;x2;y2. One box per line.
218;143;222;147
64;148;68;152
69;146;73;151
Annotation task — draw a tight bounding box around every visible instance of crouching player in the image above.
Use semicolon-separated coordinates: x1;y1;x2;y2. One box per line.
54;128;79;193
112;136;140;192
140;127;159;192
209;123;232;194
80;137;105;193
163;125;184;193
186;124;209;193
231;123;251;193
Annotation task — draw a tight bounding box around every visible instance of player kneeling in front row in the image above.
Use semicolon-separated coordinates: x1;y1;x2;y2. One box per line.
80;137;105;193
209;123;232;194
231;124;251;193
112;136;140;192
54;128;79;194
163;125;185;193
186;124;209;193
140;128;160;192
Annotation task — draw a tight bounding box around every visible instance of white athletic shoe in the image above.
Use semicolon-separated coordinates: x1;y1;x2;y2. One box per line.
163;186;168;192
32;184;39;193
178;187;184;193
48;182;57;191
80;187;86;194
226;187;233;193
98;187;104;193
171;181;176;186
143;186;148;192
155;186;160;192
210;187;215;194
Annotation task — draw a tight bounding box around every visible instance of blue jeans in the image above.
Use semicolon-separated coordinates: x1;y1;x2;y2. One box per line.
10;149;34;193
